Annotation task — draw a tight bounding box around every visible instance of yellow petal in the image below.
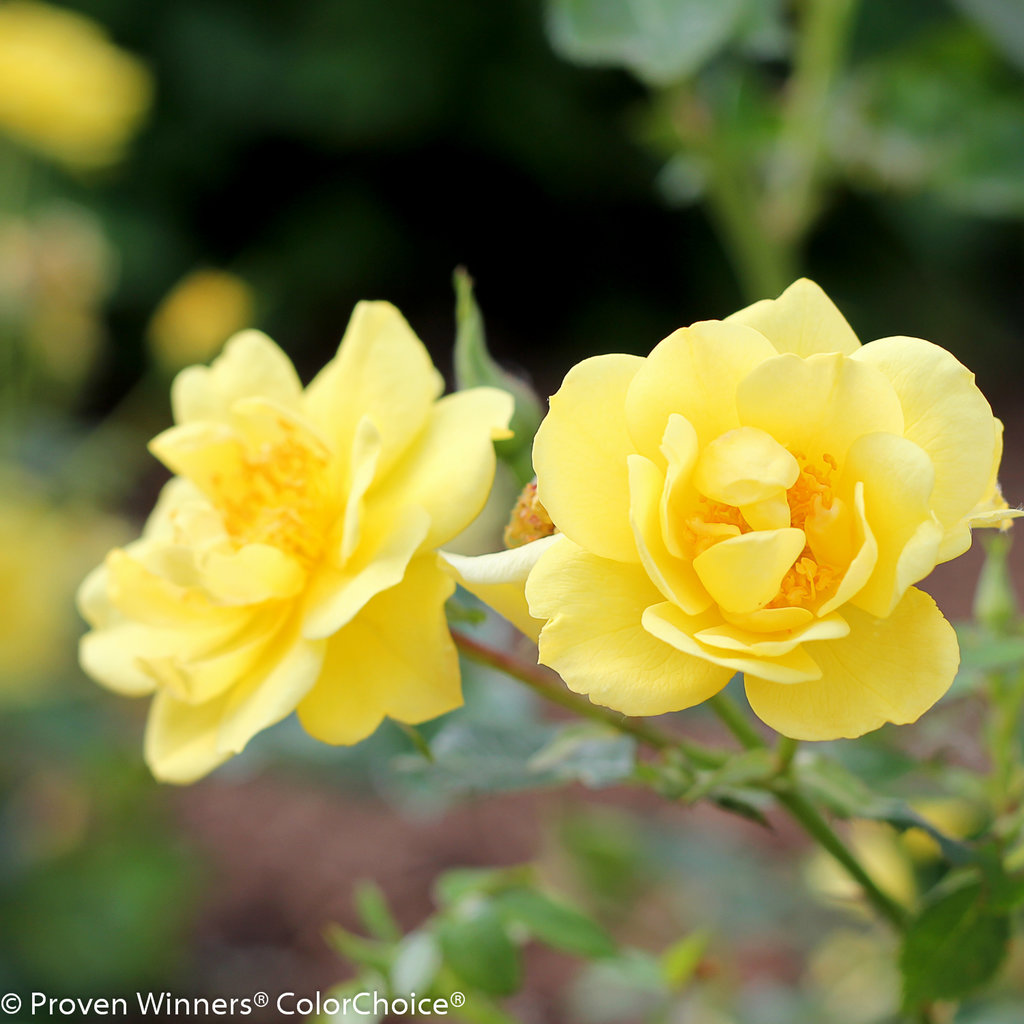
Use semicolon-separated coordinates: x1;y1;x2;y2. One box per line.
144;626;326;783
144;689;233;784
737;352;904;463
818;482;879;617
369;386;514;552
695;612;849;657
725;278;861;357
659;413;701;558
526;539;730;715
839;433;941;617
171;329;303;426
197;543;306;604
298;556;460;744
304;301;443;477
533;354;645;562
80;623;159;696
139;606;288;704
745;587;958;739
439;535;562;641
217;630;328;754
104;548;242;628
852;336;999;536
628;454;711;614
693;426;799;506
302;505;430;639
642;602;822;684
722;606;814;633
693;528;806;615
340;415;382;563
625;320;777;455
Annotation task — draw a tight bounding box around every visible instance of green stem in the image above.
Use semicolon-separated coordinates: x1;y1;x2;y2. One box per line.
773;783;909;931
451;631;726;768
707;691;908;931
776;735;799;774
764;0;859;245
707;691;766;750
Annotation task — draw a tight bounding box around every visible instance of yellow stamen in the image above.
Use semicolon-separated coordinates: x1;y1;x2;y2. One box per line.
208;419;332;567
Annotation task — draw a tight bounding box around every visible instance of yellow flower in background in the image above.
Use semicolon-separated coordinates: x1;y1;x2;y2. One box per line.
147;269;255;371
78;304;513;783
515;279;1019;739
0;473;126;702
0;1;151;169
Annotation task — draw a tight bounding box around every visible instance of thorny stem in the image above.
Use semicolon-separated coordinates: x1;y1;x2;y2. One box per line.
456;632;910;932
450;631;726;769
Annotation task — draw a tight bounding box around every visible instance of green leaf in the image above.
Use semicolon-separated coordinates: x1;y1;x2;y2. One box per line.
324;925;393;974
438;901;523;997
546;0;749;86
526;723;637;788
434;866;532;908
798;756;977;865
353;880;401;942
391;930;443;994
453;268;544;485
900;877;1011;1008
494;887;616;958
397;719;636;796
684;748;775;802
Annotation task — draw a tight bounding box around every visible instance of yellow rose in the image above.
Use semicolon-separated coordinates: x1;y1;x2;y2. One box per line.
78;304;513;782
453;280;1019;740
0;1;151;168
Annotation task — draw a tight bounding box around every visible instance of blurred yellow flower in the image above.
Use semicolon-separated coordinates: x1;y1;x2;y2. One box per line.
147;269;255;371
508;279;1018;739
901;798;982;862
0;473;126;702
0;1;151;168
78;305;513;782
806;820;916;912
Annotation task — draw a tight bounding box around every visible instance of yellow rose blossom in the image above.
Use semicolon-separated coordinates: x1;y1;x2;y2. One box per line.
449;280;1020;739
78;304;513;783
0;2;151;169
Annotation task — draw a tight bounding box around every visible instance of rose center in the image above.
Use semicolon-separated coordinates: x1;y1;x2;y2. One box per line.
209;424;333;567
686;450;841;610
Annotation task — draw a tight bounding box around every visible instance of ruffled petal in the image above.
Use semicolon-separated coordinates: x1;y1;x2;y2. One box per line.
737;352;904;464
304;301;443;475
369;387;514;551
526;539;730;715
144;689;233;784
301;505;430;639
439;535;562;641
625;320;777;455
628;454;711;615
298;556;460;743
642;602;822;684
533;354;645;562
838;433;941;617
171;330;303;426
852;336;998;533
725;278;861;357
745;587;958;739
